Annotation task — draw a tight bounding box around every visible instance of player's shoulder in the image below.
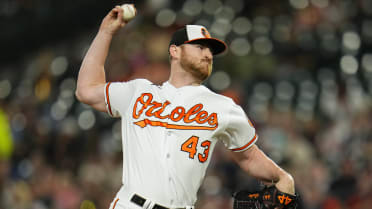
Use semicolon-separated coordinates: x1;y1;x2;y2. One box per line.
201;86;237;105
109;79;154;91
129;78;153;85
114;78;153;88
111;78;152;85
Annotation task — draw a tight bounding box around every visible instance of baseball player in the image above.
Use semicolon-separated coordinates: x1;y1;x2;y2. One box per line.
76;6;295;209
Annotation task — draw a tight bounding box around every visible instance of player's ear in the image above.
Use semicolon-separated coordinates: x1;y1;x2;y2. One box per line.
169;45;180;60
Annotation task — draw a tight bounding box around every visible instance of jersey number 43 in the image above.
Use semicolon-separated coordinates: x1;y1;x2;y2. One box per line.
181;136;211;163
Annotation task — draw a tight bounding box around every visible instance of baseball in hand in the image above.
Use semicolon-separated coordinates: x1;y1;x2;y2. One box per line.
121;4;137;22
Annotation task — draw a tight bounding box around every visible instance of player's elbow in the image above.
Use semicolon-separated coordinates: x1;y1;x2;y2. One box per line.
75;84;106;110
75;88;90;105
75;89;84;103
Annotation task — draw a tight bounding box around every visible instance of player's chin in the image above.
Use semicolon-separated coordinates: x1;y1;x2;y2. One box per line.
203;64;213;77
199;62;211;72
199;67;211;81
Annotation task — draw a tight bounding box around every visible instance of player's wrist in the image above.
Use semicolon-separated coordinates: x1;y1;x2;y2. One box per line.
97;29;116;39
276;172;295;195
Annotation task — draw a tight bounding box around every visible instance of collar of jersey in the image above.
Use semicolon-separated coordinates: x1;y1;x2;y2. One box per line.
162;81;204;90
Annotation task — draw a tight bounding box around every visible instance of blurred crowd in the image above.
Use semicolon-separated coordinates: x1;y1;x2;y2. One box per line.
1;0;372;209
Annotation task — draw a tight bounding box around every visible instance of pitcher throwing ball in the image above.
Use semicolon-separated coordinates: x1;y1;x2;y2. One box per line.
76;5;297;209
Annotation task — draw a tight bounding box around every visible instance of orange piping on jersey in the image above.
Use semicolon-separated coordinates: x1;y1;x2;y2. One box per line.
134;119;218;130
248;119;255;128
106;82;113;116
112;198;119;209
231;134;257;152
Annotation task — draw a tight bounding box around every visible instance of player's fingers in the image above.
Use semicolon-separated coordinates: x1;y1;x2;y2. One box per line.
108;6;121;18
114;5;122;12
109;6;118;16
116;6;124;21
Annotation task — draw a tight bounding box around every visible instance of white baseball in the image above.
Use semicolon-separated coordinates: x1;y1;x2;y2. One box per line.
121;4;136;22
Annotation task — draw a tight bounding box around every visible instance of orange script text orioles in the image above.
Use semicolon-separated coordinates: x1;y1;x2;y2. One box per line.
133;93;218;130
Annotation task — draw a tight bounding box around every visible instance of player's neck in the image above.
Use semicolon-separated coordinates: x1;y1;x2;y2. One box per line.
169;65;202;88
168;74;201;88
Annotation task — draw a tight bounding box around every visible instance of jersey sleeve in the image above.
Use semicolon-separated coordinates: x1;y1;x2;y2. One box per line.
220;102;258;152
104;79;143;117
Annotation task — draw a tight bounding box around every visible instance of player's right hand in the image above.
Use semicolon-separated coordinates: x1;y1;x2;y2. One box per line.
99;6;126;36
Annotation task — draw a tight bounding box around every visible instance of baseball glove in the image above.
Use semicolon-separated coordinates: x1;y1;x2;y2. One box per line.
233;186;298;209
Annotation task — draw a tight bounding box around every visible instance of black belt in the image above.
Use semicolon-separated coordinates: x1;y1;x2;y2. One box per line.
130;194;185;209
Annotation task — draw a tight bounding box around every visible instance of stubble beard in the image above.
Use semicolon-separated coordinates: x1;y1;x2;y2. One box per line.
180;53;213;82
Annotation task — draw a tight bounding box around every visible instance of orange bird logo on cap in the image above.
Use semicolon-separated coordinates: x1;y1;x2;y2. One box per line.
201;28;211;38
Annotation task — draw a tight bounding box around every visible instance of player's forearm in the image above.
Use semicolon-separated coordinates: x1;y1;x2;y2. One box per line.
253;154;295;194
232;145;295;194
76;31;112;99
253;151;295;194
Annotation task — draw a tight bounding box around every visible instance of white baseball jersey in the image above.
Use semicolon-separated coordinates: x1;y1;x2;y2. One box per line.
105;79;257;208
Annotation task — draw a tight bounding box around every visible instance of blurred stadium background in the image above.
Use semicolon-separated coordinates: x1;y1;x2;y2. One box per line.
1;0;372;209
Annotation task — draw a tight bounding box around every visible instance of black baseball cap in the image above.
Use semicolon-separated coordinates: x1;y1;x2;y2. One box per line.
169;25;227;55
